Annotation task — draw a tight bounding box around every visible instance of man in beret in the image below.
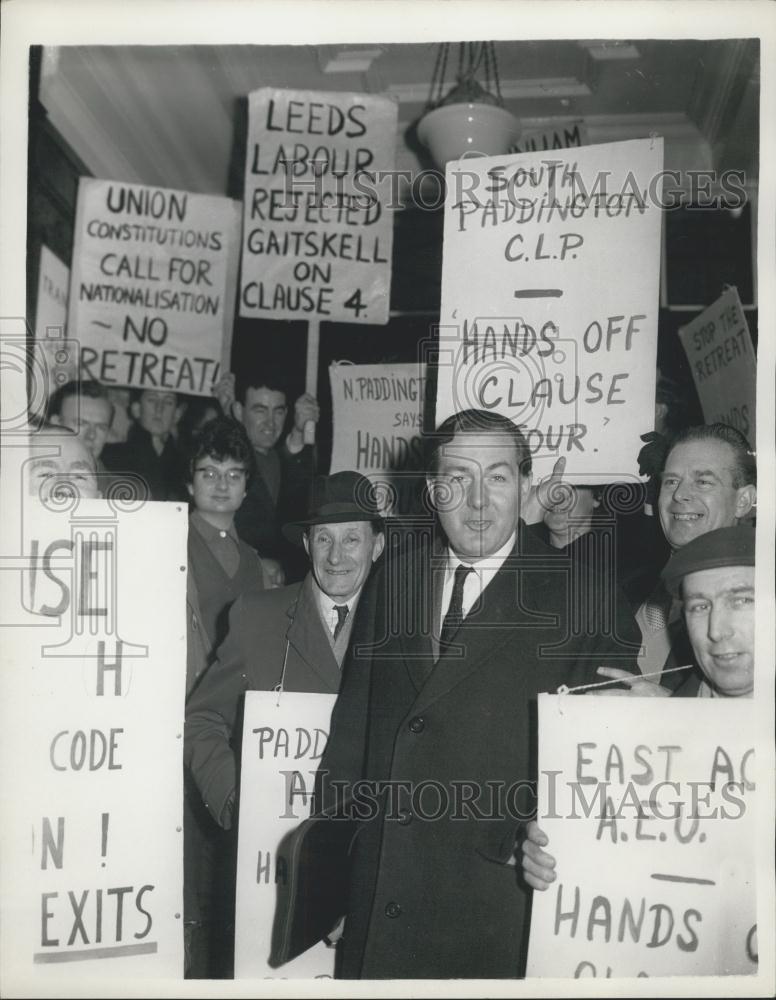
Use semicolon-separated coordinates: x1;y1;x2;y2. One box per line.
522;524;757;892
661;524;755;698
184;470;385;832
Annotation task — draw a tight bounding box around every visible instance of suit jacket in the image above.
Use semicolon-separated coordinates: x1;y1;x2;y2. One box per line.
613;510;671;612
102;423;187;502
185;573;350;827
317;521;640;980
234;442;314;582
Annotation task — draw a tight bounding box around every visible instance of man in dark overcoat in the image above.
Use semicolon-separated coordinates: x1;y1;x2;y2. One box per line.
316;409;640;979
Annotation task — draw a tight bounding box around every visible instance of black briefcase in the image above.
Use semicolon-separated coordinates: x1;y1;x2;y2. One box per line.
269;811;359;967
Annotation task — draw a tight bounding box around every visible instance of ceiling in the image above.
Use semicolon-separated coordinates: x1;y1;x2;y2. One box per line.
38;38;759;200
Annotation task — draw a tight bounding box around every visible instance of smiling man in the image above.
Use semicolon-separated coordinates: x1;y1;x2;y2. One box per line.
314;409;639;980
214;370;319;582
633;423;756;685
658;425;756;550
521;525;757;896
184;470;383;977
184;470;384;832
662;524;756;698
26;423;100;501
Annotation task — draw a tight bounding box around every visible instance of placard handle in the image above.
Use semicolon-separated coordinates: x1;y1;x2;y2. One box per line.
304;319;320;446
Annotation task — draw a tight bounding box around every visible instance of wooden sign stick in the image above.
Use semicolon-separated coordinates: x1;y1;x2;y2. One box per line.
304;318;320;446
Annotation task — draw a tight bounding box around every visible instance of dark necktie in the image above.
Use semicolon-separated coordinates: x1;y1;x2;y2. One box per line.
332;604;349;642
439;565;473;649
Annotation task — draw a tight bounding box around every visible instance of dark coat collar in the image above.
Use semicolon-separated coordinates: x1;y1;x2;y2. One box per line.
283;574;343;693
401;521;559;706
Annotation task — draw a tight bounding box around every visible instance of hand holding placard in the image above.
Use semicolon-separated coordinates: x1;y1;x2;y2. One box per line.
526;695;758;978
521;455;566;525
212;371;236;417
290;393;320;451
521;821;556;891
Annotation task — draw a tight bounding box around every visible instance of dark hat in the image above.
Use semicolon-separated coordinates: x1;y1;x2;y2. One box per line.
282;471;383;546
661;526;755;596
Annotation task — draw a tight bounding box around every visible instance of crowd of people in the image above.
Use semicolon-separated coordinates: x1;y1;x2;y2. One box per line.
23;366;758;980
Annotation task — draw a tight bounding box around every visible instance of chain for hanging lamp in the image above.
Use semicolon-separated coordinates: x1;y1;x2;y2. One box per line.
418;40;518;168
427;42;505;109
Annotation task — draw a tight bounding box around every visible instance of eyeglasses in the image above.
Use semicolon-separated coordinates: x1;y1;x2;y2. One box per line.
194;466;247;484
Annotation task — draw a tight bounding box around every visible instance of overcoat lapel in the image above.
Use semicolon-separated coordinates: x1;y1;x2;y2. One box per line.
406;545;555;715
401;545;444;692
284;575;341;692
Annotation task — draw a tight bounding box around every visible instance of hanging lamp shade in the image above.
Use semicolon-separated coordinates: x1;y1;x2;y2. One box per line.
417;42;520;168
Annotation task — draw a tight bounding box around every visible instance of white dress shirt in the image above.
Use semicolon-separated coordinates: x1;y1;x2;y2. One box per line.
439;532;516;633
313;582;362;637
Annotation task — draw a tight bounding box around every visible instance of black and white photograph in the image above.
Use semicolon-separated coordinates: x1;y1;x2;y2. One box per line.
0;1;774;996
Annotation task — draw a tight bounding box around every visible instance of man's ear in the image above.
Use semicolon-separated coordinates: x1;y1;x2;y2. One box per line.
302;532;310;558
130;400;141;421
735;484;757;520
233;401;244;424
372;530;386;563
186;483;194;500
519;472;532;504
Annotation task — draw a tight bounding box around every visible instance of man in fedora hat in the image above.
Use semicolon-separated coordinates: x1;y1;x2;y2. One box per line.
184;470;385;834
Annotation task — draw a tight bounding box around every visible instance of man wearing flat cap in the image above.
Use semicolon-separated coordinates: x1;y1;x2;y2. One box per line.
522;525;757;895
184;470;385;832
661;524;756;698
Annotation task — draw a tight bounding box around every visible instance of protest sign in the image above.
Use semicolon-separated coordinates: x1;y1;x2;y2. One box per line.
67;178;241;396
678;286;756;446
35;245;77;399
0;497;187;983
527;694;757;979
329;362;426;514
435;138;663;480
512;122;588;155
240;87;397;324
234;690;337;978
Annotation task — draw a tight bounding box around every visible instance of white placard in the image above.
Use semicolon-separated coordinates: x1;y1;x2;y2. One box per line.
240;87;397;325
68;178;241;396
329;362;426;513
678;286;756;446
234;690;337;979
527;695;757;979
436;138;663;480
0;497;187;979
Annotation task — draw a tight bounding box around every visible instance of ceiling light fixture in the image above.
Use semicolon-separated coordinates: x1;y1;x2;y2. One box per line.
416;41;520;169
